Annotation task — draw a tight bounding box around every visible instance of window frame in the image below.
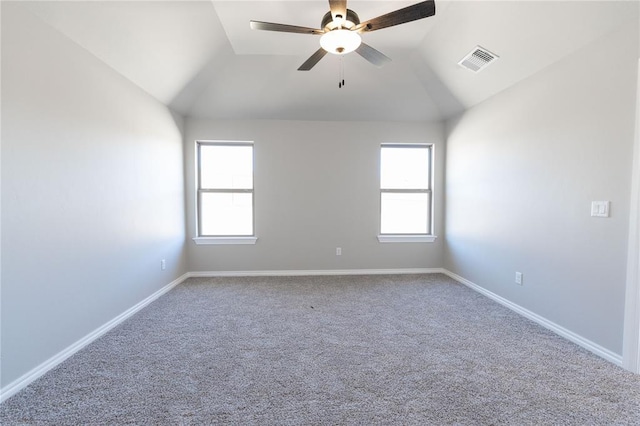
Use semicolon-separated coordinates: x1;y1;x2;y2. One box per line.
193;140;257;245
378;143;436;243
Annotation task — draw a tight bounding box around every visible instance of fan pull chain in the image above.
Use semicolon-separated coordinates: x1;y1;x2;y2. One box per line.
338;57;345;89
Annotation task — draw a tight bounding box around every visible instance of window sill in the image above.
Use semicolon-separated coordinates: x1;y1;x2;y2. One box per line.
377;235;437;243
193;237;258;245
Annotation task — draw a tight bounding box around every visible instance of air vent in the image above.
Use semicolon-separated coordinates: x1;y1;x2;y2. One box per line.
458;46;499;73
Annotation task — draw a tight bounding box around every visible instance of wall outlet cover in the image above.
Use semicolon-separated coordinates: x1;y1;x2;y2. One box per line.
515;272;523;285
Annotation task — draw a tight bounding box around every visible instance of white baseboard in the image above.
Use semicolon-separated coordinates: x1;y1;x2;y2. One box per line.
1;267;625;403
0;268;441;403
0;273;190;404
187;268;446;278
441;269;623;366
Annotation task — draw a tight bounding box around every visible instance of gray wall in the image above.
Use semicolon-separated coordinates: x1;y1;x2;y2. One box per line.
185;119;445;272
1;4;187;386
444;21;639;355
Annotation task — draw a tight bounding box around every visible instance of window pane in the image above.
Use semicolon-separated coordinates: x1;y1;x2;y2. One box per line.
381;146;429;189
381;193;429;234
200;145;253;189
201;193;253;236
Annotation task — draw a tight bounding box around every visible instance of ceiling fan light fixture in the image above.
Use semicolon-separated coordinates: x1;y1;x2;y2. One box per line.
251;1;437;71
320;29;361;55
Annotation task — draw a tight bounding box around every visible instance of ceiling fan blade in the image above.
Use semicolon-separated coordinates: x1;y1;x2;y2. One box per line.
355;43;391;67
329;0;347;22
356;0;435;32
250;21;324;35
298;48;328;71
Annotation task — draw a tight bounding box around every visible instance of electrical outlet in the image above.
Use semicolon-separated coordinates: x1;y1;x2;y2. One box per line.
515;272;523;285
161;259;166;271
336;247;342;256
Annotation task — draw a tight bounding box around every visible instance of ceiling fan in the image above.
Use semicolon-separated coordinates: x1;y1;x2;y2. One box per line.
250;0;436;72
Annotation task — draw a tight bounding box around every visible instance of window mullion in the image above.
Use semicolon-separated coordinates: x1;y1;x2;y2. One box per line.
200;188;253;193
380;189;431;193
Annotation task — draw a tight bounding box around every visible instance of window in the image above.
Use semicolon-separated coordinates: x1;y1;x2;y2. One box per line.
194;141;256;244
379;144;435;242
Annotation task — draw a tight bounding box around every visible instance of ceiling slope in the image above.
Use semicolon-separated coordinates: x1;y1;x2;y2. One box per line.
417;0;640;110
20;0;232;115
186;49;446;121
12;1;640;122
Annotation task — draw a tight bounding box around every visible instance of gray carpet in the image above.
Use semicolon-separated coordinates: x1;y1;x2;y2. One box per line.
1;274;639;425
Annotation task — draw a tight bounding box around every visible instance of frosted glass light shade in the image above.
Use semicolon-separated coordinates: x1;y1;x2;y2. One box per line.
320;29;361;55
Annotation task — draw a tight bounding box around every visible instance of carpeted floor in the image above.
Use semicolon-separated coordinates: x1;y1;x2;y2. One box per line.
1;274;639;425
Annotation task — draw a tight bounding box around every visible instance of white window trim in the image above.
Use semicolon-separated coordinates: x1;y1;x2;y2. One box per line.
193;236;258;245
377;235;437;243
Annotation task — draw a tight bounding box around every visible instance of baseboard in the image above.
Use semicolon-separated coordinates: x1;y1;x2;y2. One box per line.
187;268;446;278
0;272;191;404
2;267;625;403
0;268;442;403
441;269;623;366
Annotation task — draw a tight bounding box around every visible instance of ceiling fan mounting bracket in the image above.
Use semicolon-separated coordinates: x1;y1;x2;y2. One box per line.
321;9;360;31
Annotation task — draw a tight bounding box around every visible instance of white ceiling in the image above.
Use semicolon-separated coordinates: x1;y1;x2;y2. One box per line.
17;0;639;122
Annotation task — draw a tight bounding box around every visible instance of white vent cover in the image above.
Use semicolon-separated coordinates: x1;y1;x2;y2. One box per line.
458;46;499;72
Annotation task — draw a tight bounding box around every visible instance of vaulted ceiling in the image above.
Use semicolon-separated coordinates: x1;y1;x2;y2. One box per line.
18;1;639;122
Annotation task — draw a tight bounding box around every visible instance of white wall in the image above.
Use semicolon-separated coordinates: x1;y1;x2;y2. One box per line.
444;20;639;355
185;119;445;272
1;4;187;387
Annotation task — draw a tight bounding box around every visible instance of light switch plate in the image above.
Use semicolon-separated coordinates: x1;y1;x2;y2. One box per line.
591;201;610;218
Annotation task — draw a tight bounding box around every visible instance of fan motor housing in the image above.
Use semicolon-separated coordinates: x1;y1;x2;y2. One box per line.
321;9;360;31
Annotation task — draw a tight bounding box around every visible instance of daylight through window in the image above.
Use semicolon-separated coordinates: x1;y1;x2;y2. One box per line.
380;144;432;235
197;142;254;237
